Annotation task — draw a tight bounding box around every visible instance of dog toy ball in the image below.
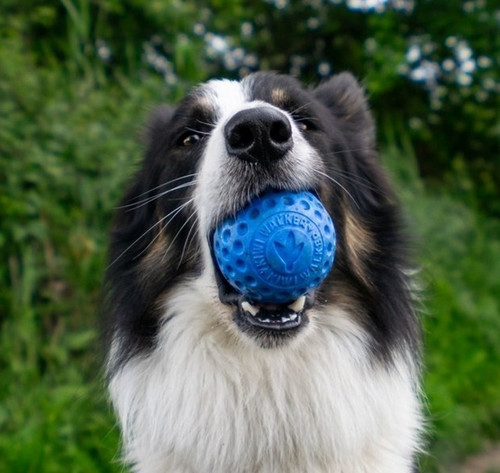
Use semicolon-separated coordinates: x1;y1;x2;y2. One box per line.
213;190;336;304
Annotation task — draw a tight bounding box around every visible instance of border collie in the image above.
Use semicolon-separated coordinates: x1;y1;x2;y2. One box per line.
105;72;422;473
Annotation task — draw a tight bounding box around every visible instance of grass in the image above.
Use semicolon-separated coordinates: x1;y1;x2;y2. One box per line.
1;36;500;473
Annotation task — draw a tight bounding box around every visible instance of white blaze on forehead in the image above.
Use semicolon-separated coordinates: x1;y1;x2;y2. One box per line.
203;79;250;121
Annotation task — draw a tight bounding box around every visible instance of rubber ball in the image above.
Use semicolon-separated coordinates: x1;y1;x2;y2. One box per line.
213;190;336;304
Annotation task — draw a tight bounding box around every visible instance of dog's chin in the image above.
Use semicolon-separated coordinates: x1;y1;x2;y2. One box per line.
211;253;312;348
234;295;313;348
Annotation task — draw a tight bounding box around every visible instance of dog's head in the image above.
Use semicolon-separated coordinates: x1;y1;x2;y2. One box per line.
106;72;417;366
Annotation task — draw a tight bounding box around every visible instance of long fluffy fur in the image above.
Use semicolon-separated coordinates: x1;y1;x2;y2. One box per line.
105;72;422;473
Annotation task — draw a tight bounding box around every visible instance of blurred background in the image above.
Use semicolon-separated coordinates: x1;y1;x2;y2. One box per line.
0;0;499;471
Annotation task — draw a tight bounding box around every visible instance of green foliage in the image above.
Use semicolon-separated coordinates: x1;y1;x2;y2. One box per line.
382;131;500;471
2;0;497;215
422;209;500;468
0;1;499;472
0;31;169;473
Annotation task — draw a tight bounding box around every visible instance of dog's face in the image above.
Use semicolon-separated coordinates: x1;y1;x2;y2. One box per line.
107;72;415;364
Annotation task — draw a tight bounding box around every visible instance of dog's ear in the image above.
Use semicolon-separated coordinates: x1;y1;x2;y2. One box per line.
110;106;177;256
143;105;176;155
314;73;375;149
105;104;185;369
146;105;176;139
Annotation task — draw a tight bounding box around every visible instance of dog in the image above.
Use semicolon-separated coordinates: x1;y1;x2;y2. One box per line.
105;72;423;473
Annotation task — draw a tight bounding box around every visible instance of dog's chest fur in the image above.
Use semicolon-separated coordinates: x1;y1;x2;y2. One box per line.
110;279;420;473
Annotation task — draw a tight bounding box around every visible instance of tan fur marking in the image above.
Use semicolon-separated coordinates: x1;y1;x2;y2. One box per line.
196;96;215;114
271;88;288;104
139;228;169;279
344;212;375;285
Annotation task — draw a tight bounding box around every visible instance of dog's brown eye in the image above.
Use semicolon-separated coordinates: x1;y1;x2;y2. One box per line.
293;116;316;132
182;134;201;146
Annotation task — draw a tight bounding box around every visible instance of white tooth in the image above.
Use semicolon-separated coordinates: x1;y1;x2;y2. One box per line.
261;318;271;323
288;296;306;313
242;301;259;316
290;313;298;321
281;316;291;323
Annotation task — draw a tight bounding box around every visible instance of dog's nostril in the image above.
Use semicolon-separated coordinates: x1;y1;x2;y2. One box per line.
270;119;292;144
228;124;254;150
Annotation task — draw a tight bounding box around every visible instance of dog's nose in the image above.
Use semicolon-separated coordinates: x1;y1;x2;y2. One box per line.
224;107;293;164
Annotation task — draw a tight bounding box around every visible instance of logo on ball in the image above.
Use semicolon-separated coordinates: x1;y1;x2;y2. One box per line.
249;210;327;288
273;230;305;273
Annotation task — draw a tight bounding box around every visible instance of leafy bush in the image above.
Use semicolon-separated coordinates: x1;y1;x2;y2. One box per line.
2;0;497;213
382;132;500;471
0;34;162;473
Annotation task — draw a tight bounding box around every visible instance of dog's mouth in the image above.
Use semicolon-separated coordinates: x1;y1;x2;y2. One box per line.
239;296;311;330
210;238;313;338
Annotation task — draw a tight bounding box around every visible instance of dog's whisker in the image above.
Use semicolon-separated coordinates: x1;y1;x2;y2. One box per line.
334;170;381;193
312;168;360;209
184;218;199;260
107;214;170;270
288;101;313;116
107;200;193;268
120;180;196;210
135;199;194;262
323;148;388;192
130;217;171;263
161;208;197;264
165;196;197;202
118;173;198;207
290;105;318;125
185;127;211;136
175;213;199;269
120;181;197;212
326;147;374;157
292;112;320;122
195;119;216;128
128;173;197;201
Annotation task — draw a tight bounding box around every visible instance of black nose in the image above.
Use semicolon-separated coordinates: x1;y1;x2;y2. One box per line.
224;107;293;164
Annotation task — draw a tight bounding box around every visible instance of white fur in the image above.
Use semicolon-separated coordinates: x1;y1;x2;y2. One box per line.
110;276;422;473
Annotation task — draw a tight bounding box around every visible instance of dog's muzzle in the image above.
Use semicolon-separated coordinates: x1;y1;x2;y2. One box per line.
205;107;318;343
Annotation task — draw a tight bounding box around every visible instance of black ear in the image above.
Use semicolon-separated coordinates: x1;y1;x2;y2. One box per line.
143;105;176;154
314;73;375;149
110;106;177;259
105;104;185;370
314;72;399;219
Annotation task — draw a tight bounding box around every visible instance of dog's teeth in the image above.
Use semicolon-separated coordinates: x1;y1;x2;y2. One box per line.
288;296;306;312
290;313;298;321
241;301;259;316
261;318;271;323
281;316;291;323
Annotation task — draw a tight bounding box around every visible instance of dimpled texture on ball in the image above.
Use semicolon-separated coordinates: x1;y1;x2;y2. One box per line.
213;190;336;304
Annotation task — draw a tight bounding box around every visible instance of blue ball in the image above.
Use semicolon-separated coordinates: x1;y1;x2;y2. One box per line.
213;190;336;304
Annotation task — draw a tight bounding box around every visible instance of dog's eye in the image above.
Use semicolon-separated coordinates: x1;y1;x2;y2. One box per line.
292;116;316;132
181;133;201;147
